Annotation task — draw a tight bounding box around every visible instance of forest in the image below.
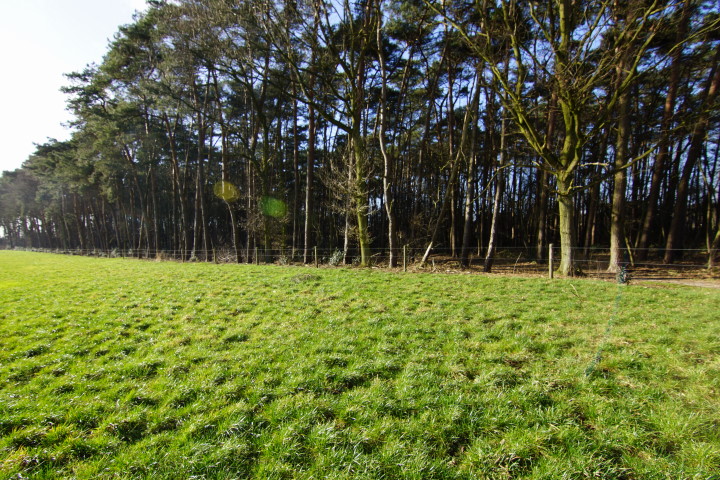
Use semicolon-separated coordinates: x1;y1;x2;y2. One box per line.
0;0;719;276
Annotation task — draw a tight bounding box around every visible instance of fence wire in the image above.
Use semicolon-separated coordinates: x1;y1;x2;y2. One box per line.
3;244;718;282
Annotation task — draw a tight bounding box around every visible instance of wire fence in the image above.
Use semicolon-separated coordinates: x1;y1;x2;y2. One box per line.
4;244;718;283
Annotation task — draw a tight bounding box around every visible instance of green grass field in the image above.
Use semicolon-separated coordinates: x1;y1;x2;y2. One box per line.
1;251;719;479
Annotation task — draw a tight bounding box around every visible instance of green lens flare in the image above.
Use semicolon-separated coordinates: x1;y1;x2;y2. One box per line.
261;197;287;218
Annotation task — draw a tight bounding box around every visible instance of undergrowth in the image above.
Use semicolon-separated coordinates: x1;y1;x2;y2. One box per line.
1;251;719;479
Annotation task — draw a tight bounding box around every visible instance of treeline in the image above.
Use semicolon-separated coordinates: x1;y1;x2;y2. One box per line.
1;0;719;273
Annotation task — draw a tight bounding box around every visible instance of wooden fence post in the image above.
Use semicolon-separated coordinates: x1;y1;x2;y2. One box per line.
403;245;407;272
549;243;554;279
314;246;318;268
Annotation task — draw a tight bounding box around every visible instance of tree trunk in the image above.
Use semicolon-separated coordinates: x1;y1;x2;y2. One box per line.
709;226;720;269
536;89;557;261
353;133;372;267
664;45;720;264
212;71;241;263
150;165;160;255
557;173;577;276
484;115;507;272
376;5;398;267
343;159;352;264
459;102;479;267
420;68;482;266
73;193;85;252
303;95;316;264
192;115;208;261
349;0;373;267
608;49;631;273
163;112;189;260
637;0;689;260
292;91;300;258
535;169;549;260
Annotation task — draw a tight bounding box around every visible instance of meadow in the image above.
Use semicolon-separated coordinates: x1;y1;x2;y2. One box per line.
0;251;719;479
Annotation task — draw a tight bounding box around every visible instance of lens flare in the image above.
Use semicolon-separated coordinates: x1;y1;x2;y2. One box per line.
213;181;240;202
261;196;287;218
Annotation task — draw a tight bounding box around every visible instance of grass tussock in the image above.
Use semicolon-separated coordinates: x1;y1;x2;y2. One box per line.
1;251;719;479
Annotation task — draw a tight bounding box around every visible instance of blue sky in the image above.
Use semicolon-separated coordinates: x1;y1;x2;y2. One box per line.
0;0;148;173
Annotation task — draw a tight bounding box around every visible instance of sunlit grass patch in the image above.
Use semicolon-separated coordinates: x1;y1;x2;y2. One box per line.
1;251;719;479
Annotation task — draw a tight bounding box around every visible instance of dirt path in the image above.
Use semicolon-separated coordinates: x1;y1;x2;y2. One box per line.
636;279;720;289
